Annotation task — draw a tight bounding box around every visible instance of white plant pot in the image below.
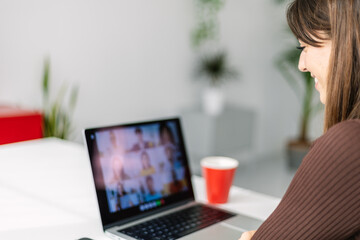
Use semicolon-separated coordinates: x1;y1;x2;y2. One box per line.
202;87;224;116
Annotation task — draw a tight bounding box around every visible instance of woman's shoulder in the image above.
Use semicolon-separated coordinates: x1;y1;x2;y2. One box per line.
308;119;360;167
328;118;360;132
292;119;360;196
316;119;360;144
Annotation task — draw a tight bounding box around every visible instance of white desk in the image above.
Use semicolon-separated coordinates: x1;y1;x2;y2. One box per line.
0;138;280;240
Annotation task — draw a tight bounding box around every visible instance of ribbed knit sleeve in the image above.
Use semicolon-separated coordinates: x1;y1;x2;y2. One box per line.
252;120;360;240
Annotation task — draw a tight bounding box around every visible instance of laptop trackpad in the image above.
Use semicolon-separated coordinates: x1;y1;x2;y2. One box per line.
179;223;244;240
179;214;263;240
224;214;263;230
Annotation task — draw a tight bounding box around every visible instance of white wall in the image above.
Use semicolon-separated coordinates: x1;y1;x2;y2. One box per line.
0;0;323;158
0;0;196;123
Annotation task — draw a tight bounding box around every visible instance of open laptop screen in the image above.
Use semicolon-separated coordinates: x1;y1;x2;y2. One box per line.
84;118;195;227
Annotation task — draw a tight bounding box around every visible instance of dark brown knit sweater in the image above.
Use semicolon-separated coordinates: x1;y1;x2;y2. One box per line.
252;120;360;240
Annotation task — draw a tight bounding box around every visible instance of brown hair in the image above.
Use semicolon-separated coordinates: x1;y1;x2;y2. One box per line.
287;0;360;132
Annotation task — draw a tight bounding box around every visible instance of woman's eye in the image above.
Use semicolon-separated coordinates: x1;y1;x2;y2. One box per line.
297;46;305;51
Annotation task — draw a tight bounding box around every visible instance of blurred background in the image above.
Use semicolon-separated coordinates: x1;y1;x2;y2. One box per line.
0;0;324;197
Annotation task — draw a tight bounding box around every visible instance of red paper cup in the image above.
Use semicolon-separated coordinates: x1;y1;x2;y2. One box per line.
201;156;238;204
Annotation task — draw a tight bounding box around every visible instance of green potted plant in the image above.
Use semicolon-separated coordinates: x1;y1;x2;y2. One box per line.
276;46;323;168
191;0;238;115
274;0;323;168
196;50;237;115
42;58;79;140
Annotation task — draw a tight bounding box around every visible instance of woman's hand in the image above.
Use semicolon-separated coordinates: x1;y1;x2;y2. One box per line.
238;230;256;240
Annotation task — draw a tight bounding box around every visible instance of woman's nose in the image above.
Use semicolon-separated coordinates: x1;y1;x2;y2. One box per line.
298;52;307;72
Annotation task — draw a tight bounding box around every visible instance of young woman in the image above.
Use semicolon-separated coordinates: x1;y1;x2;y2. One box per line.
240;0;360;239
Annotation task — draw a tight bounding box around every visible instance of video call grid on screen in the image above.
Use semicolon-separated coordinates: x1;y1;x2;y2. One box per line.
94;121;189;213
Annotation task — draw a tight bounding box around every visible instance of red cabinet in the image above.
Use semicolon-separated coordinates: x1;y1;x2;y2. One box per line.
0;106;43;145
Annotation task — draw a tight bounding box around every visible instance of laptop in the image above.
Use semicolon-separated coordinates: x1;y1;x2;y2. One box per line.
84;117;263;240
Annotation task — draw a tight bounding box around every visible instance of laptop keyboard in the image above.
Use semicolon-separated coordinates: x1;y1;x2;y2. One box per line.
118;204;235;240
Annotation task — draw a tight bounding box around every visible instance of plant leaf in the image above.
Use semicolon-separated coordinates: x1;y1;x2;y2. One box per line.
275;48;302;99
196;50;238;87
69;86;79;113
42;58;50;103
